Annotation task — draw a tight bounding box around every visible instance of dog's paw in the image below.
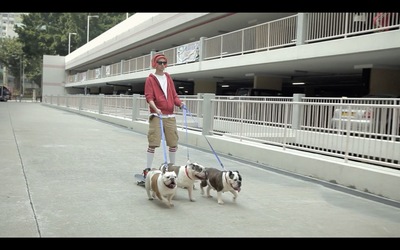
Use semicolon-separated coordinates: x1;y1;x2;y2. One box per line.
218;200;224;205
148;197;154;200
190;197;196;202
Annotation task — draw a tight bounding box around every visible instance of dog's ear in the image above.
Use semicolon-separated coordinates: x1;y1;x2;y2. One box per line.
233;171;242;181
238;174;242;181
160;163;167;174
190;162;198;169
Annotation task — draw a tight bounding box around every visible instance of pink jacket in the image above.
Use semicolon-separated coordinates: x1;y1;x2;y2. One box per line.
144;72;182;115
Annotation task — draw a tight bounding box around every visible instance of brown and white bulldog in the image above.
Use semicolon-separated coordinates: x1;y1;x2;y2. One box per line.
163;161;208;202
145;167;177;208
200;167;242;205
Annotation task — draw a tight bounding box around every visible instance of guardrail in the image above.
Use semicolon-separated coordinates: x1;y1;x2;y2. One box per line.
43;94;400;169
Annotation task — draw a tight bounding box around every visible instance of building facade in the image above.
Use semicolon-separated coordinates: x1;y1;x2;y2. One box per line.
43;13;400;98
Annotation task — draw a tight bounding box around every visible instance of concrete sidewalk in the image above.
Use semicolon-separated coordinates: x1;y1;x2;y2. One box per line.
1;101;400;237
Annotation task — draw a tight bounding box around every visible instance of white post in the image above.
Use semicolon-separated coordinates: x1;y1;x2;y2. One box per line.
87;15;99;43
22;60;24;96
68;32;77;54
202;93;215;135
19;56;22;100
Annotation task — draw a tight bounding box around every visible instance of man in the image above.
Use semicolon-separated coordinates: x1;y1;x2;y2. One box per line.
144;54;185;169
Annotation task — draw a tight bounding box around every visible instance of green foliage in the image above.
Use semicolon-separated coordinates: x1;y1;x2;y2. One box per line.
8;12;129;87
0;36;25;90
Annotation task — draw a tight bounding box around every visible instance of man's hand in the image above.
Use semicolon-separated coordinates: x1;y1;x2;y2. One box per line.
155;108;162;115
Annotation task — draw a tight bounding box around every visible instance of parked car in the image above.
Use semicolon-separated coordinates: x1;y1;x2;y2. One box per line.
0;85;11;102
330;94;400;134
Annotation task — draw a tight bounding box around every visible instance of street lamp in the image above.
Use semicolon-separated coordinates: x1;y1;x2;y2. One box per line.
11;54;24;98
21;57;25;97
68;32;77;54
87;15;99;43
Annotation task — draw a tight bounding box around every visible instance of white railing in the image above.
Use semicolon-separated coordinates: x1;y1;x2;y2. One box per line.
306;12;400;42
66;12;400;84
43;94;400;169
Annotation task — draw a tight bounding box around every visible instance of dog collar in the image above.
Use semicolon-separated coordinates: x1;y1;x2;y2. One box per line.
185;165;193;180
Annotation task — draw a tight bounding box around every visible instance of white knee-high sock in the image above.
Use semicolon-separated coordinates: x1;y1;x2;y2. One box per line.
169;147;177;164
147;148;155;169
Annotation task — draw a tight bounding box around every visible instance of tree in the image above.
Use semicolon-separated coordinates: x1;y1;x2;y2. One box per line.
12;12;128;89
0;37;25;93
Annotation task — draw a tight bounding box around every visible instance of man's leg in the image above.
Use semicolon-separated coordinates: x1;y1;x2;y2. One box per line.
164;117;179;164
169;146;177;164
147;116;161;169
146;147;155;169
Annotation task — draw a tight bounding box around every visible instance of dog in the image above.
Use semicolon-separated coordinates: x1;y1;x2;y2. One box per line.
162;161;208;201
145;167;178;208
200;167;242;205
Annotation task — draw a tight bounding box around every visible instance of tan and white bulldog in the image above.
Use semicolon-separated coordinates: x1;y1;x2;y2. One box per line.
145;167;177;208
200;167;242;205
163;161;208;202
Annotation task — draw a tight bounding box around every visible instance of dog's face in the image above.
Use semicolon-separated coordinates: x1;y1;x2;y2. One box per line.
189;162;208;180
162;171;177;189
227;170;242;192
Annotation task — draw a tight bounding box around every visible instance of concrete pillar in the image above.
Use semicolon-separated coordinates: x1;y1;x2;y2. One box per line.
78;95;83;110
292;93;305;129
199;37;206;61
131;94;140;121
99;94;104;114
202;93;215;135
296;13;307;45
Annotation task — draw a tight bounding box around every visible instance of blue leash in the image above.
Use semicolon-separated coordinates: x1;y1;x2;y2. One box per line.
182;105;225;170
182;105;190;162
158;114;169;170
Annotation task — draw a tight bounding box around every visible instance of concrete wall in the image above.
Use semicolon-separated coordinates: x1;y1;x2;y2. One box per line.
194;79;217;94
42;55;66;97
254;75;283;90
370;68;400;96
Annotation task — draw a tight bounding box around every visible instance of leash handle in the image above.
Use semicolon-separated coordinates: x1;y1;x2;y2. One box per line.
158;114;168;168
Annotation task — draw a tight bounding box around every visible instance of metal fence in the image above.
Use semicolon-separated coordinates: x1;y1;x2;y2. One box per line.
43;94;400;170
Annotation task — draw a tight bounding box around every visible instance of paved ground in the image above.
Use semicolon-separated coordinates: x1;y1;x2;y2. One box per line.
1;101;400;238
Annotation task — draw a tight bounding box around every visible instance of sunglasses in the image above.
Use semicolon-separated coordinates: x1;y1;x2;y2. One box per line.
157;61;167;65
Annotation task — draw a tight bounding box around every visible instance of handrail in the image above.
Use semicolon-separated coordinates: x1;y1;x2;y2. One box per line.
42;94;400;169
66;12;400;85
